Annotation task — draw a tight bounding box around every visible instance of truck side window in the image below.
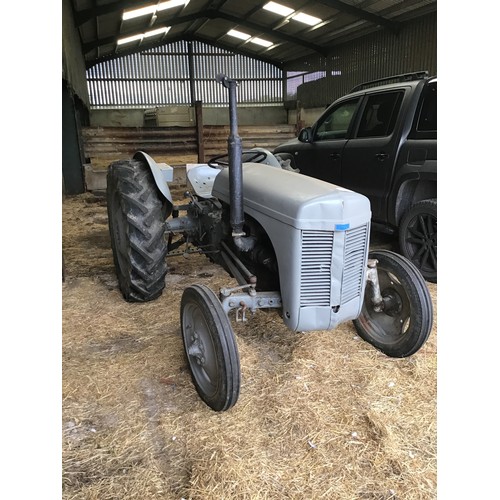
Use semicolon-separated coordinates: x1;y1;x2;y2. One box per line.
416;82;437;132
356;91;404;138
314;99;359;141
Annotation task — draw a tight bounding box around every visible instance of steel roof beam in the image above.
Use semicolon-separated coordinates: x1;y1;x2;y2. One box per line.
82;9;328;56
76;0;400;36
82;12;203;52
76;0;144;25
318;0;400;33
216;11;328;55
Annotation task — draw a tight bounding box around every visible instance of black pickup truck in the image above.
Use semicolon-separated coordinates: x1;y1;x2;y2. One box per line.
274;72;437;282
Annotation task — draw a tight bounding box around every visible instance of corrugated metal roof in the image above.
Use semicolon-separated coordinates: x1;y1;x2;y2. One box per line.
70;0;436;69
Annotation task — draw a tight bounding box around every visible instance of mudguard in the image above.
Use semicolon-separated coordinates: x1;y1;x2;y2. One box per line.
133;151;174;205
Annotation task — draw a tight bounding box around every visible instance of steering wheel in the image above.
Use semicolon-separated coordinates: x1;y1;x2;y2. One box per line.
207;150;268;169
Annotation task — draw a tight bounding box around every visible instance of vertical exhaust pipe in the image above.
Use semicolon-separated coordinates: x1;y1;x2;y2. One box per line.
216;73;245;239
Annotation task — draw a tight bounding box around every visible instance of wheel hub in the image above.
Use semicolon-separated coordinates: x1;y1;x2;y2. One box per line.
382;290;403;316
422;231;436;250
186;329;206;365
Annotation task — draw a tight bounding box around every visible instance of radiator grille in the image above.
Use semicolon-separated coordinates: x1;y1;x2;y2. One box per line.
341;224;368;304
300;231;334;307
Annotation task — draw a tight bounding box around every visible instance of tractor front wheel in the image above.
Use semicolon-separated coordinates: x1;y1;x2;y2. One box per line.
353;250;433;358
180;285;240;411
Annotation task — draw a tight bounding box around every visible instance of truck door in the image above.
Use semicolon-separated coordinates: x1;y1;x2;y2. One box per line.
341;90;405;222
295;97;361;183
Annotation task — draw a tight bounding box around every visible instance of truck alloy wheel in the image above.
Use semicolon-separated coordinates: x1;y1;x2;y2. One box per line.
399;199;437;283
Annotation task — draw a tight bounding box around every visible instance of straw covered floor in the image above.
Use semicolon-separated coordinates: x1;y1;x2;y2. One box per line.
62;190;437;500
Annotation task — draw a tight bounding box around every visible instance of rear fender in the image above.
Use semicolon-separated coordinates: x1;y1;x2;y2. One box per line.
133;151;174;206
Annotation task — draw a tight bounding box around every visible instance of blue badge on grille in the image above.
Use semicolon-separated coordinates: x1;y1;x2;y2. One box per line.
335;223;350;231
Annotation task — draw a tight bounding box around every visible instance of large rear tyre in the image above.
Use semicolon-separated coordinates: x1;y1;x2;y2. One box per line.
180;285;240;411
106;159;168;302
399;199;437;283
353;250;433;358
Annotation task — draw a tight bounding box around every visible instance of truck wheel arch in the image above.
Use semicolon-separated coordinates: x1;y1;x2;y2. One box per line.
393;176;437;227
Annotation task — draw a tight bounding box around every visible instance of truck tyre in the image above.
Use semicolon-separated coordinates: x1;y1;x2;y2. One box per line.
106;159;168;302
353;250;433;358
399;198;437;283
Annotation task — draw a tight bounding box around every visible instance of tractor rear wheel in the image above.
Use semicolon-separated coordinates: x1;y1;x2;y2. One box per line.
353;250;433;357
106;159;168;302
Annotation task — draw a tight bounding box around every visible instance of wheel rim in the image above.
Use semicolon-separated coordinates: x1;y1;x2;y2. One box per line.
361;269;412;345
182;302;219;398
403;211;437;276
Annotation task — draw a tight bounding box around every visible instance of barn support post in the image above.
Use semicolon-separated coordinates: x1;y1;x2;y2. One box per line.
195;100;204;163
62;79;86;194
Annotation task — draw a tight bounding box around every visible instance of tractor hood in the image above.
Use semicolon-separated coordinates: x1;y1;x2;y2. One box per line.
212;163;371;231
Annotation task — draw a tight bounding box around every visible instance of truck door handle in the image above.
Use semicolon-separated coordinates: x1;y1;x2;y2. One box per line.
375;152;389;161
329;153;341;160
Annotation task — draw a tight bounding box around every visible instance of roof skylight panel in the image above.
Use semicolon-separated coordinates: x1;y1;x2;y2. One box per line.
292;12;322;26
263;1;294;17
117;27;171;45
251;37;273;47
123;0;189;21
227;29;251;40
261;1;323;26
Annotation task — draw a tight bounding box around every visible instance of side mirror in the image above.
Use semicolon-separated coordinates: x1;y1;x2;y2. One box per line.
298;127;312;143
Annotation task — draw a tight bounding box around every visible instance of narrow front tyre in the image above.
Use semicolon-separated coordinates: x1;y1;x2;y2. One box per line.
180;285;240;411
353;250;433;357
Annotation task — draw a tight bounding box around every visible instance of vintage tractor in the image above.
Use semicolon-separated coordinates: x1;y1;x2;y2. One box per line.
106;74;433;412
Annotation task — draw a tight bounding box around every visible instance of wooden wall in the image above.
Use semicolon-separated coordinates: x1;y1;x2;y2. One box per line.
82;124;297;170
